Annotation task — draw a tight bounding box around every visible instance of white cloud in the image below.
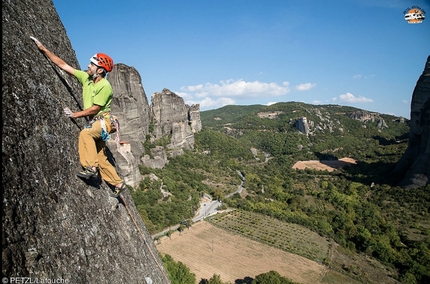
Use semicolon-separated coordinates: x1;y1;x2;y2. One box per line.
176;79;294;110
353;74;375;79
333;92;374;103
266;102;277;106
185;97;235;110
174;91;194;100
312;100;322;104
185;84;204;92
181;79;290;98
295;83;316;91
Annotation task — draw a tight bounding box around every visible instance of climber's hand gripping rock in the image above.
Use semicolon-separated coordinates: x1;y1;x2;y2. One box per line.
64;107;74;118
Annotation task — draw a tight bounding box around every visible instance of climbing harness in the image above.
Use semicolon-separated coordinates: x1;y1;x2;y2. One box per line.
88;112;121;145
117;194;170;283
100;118;111;141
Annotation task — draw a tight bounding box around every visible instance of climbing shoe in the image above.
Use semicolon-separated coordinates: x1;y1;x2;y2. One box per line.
77;167;98;179
111;182;127;198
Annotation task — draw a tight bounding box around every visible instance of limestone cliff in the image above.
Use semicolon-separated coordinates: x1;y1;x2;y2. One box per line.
151;88;199;154
106;65;202;180
2;0;170;283
107;63;151;188
392;56;430;189
108;63;150;156
295;117;310;135
189;103;203;133
348;111;388;130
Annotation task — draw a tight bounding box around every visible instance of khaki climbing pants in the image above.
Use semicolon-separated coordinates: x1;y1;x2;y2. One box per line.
78;117;123;186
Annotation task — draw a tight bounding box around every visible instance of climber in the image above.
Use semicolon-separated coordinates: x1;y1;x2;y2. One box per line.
30;36;127;197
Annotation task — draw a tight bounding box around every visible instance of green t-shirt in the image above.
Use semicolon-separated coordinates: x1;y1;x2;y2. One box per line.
74;70;113;116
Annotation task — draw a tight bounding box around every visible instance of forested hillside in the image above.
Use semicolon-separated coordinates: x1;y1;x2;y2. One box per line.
133;102;429;283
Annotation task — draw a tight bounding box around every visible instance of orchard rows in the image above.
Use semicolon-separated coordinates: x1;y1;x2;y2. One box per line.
209;210;330;262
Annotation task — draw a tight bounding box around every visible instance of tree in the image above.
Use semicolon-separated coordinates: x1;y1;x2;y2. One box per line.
251;270;298;284
161;254;196;284
166;230;173;239
199;274;229;284
185;219;193;230
205;274;224;284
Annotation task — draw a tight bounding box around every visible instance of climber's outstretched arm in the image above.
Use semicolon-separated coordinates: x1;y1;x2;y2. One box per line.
30;36;75;76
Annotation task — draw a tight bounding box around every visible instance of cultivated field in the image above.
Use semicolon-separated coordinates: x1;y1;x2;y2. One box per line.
156;211;399;284
292;157;357;172
156;221;328;284
210;210;330;262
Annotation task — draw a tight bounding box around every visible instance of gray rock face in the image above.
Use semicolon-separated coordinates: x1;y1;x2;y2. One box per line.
349;110;378;122
189;104;203;133
108;63;150;157
349;111;388;130
107;69;202;171
141;146;169;168
151;89;196;151
2;1;170;283
392;56;430;189
107;63;151;187
295;117;310;135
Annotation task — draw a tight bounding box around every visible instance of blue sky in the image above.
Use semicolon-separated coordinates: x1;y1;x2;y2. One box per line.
52;0;429;118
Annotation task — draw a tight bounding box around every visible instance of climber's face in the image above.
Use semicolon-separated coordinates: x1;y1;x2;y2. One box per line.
87;62;97;75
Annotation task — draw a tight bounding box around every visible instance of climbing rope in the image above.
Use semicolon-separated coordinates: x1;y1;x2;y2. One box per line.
117;194;171;283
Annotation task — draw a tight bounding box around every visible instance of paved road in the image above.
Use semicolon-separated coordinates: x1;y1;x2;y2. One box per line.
152;170;245;238
225;170;245;198
192;200;222;222
194;170;244;221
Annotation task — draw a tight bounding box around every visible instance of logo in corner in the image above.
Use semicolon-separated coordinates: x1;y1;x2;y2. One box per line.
404;6;426;24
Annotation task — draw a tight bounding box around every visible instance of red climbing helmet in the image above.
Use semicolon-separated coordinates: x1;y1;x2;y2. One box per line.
90;53;114;72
